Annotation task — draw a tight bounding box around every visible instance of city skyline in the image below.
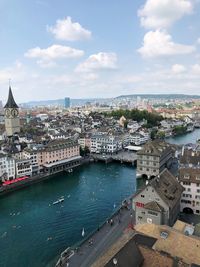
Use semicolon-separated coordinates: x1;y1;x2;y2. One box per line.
1;0;200;103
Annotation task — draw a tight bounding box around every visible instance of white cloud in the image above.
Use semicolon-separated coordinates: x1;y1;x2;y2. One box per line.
75;52;117;73
0;61;25;84
119;75;142;83
138;0;193;29
191;64;200;73
138;30;195;58
25;44;84;66
172;64;186;73
47;17;91;41
81;73;99;81
197;38;200;44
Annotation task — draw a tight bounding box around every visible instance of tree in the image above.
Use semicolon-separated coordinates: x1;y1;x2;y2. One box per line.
151;129;158;140
157;131;165;140
173;125;187;136
84;146;90;155
80;147;85;156
123;120;128;129
80;146;90;156
103;109;163;127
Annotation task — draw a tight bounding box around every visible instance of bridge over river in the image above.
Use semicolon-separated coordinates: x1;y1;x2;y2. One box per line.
91;151;137;165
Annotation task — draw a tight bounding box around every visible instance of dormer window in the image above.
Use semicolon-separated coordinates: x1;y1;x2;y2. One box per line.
184;174;190;179
196;175;200;181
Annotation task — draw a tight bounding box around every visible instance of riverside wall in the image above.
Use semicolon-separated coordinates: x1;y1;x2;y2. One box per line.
0;158;88;197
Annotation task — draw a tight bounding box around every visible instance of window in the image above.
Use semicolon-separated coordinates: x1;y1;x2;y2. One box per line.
183;194;192;198
141;195;145;198
197;189;200;193
197;176;200;181
183;182;191;186
184;174;190;179
187;188;191;192
196;210;200;214
148;210;158;216
181;199;191;204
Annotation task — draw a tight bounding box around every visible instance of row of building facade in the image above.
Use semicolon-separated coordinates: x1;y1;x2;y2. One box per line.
0;139;80;181
133;140;200;227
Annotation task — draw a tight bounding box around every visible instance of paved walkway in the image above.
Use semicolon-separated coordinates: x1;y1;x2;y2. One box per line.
56;205;135;267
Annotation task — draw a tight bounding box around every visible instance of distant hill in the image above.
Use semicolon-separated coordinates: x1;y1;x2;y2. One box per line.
20;98;110;107
20;94;200;108
116;94;200;100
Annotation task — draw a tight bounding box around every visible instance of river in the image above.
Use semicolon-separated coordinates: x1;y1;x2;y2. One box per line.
0;162;136;267
0;129;200;267
167;128;200;145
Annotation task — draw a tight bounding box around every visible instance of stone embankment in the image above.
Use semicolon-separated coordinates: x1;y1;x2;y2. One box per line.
0;160;84;197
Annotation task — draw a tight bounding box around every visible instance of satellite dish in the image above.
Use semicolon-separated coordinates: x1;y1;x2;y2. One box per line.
113;258;118;265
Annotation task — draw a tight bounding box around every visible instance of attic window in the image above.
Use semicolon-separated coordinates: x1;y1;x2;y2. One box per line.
196;176;200;181
160;231;169;239
184;174;190;179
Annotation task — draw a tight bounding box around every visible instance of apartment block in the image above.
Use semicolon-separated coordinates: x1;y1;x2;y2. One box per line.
132;169;183;226
137;140;173;179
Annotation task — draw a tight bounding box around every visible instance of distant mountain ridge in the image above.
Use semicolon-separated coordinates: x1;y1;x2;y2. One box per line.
116;94;200;99
20;98;110;107
20;94;200;107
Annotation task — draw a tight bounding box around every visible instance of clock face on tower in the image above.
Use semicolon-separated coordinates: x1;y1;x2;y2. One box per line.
5;109;11;118
11;108;19;117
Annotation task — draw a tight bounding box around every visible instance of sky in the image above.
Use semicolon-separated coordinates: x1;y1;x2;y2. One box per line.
1;0;200;103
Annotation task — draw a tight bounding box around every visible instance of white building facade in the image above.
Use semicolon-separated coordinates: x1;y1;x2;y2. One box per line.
91;134;122;154
0;153;16;181
179;168;200;215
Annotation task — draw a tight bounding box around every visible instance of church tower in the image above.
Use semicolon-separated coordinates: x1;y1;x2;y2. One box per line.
4;86;20;136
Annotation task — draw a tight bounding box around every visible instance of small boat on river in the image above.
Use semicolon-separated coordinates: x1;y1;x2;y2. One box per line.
82;228;85;237
53;197;64;205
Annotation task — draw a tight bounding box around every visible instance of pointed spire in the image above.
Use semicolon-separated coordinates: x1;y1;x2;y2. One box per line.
4;86;19;108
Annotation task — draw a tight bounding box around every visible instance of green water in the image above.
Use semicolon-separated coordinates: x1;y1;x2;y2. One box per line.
0;162;136;267
167;128;200;145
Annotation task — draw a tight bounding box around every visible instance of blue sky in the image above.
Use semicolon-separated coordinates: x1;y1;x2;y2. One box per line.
1;0;200;103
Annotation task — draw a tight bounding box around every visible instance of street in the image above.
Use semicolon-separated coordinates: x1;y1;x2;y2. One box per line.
59;206;135;267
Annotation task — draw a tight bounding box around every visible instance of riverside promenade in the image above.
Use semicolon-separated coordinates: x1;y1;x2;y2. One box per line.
56;201;135;267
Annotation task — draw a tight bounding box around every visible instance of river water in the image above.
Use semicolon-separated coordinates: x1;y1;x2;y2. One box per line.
167;128;200;145
0;129;200;267
0;163;136;267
